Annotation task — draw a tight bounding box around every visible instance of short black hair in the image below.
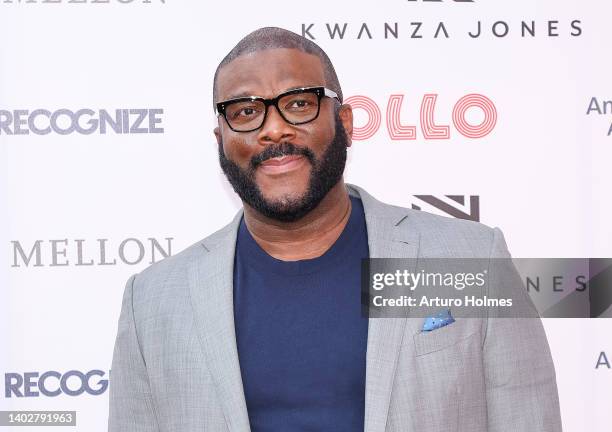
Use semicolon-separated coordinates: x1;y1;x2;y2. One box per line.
212;27;343;110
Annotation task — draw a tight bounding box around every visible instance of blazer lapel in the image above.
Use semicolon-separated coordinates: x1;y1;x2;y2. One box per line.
186;184;419;432
350;185;421;432
188;211;251;432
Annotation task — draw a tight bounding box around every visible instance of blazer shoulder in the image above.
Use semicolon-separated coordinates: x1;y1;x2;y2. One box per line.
131;215;239;301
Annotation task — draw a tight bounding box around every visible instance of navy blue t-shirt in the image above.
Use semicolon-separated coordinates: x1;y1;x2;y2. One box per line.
233;196;369;432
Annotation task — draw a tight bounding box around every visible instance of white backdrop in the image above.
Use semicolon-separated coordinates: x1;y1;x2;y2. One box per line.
1;0;611;430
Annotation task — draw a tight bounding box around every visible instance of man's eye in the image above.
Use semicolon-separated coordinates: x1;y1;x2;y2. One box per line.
286;99;311;110
230;106;260;119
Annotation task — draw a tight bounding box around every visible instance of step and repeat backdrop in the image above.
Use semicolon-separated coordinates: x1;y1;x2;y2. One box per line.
1;0;610;430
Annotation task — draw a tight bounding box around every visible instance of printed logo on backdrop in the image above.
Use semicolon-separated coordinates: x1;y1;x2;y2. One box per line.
2;0;165;4
10;237;173;267
300;0;582;41
411;195;479;221
586;97;612;136
596;352;611;370
4;370;108;397
0;109;164;135
345;93;496;141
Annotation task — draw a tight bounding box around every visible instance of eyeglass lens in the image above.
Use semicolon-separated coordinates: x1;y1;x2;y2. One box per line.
225;91;320;131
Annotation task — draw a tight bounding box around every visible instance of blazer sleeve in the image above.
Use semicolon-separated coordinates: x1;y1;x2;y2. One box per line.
108;274;160;432
483;227;563;432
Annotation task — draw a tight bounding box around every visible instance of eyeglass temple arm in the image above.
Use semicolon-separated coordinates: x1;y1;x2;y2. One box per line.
323;88;341;103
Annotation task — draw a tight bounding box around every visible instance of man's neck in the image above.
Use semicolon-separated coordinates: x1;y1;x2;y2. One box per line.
242;182;352;261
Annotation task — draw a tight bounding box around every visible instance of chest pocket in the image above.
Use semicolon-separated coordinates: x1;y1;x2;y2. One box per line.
413;319;480;356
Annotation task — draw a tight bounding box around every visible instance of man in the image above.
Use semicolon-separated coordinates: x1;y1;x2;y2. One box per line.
108;27;562;432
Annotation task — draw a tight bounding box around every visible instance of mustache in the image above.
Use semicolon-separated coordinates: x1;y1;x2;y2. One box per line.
250;142;316;169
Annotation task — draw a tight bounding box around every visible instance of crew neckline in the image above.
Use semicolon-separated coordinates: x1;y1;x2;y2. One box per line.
236;196;366;276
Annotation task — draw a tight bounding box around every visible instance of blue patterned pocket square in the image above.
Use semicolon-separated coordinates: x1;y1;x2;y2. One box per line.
422;309;455;332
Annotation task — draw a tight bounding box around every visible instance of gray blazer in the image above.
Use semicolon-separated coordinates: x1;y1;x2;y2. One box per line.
108;184;562;432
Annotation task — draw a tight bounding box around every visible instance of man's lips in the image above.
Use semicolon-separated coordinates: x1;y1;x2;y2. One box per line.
258;155;307;174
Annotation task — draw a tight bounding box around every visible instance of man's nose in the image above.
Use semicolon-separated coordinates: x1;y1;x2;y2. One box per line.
257;105;296;145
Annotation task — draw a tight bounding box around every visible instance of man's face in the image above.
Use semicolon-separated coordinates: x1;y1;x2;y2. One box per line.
214;48;353;222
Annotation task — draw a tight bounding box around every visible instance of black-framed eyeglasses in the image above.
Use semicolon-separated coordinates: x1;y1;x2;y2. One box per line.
215;86;341;133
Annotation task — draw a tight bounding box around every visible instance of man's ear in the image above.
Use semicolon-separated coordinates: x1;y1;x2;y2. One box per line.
338;104;353;147
214;126;222;146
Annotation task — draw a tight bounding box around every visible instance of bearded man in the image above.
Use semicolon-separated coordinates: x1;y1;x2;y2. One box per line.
108;27;562;432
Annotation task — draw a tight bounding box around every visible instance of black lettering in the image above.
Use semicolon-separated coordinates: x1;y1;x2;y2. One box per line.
576;275;587;292
384;22;398;39
410;22;423;39
596;351;611;369
521;20;535;37
548;20;559;37
434;22;449;38
526;276;540;292
468;21;481;38
326;23;347;39
587;97;602;115
357;23;372;39
492;21;509;38
302;23;315;39
571;20;582;37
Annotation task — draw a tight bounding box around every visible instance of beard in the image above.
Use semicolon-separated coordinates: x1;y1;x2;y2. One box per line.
218;111;349;223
